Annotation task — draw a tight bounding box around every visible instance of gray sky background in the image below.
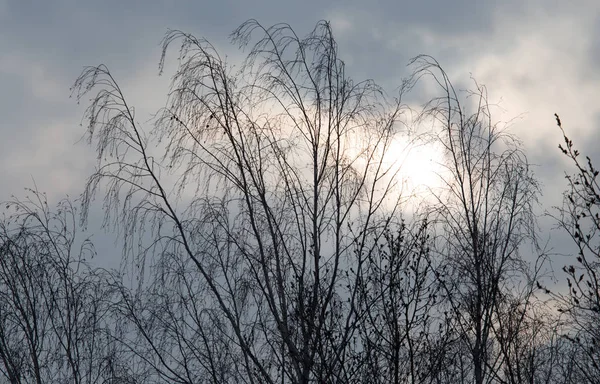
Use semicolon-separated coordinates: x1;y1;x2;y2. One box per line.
0;0;598;274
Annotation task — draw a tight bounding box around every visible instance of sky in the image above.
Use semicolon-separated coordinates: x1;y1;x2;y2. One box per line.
0;0;598;273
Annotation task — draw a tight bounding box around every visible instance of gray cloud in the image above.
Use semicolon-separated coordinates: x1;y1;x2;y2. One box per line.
0;1;597;279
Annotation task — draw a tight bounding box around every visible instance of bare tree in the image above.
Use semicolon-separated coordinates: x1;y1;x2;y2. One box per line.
355;216;452;384
0;190;121;384
494;297;568;384
71;20;418;384
68;19;575;384
409;55;544;384
552;113;600;383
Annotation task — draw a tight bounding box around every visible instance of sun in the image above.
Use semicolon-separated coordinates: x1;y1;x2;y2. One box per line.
384;135;447;200
341;131;447;207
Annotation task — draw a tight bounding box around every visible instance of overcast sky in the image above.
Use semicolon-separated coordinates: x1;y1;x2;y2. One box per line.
0;0;598;272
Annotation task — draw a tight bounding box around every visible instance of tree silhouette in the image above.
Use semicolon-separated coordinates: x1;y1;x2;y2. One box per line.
553;113;600;383
71;20;424;383
408;56;546;384
0;190;123;384
0;19;579;384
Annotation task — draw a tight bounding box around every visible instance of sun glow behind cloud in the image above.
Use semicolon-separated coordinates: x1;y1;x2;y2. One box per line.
388;135;447;200
339;120;449;212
